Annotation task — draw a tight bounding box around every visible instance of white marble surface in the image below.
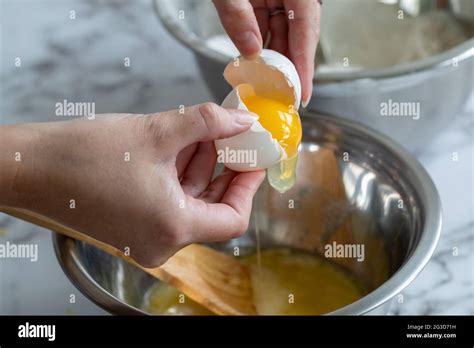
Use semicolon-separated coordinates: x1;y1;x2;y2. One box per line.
0;0;472;315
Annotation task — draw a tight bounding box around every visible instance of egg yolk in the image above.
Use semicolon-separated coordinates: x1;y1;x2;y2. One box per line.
144;248;364;315
242;95;302;157
242;94;302;193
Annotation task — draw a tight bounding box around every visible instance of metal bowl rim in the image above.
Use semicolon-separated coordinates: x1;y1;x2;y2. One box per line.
52;111;442;315
153;0;474;82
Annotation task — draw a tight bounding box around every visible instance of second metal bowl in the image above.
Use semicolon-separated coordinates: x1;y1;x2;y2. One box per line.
154;0;473;151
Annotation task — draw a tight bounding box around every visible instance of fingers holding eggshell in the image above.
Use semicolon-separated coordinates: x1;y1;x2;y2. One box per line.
166;103;256;152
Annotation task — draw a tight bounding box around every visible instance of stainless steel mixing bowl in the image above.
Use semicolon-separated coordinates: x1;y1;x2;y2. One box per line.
154;0;474;152
53;111;442;315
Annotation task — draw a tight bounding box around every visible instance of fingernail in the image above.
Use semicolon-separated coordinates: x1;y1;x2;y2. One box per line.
230;109;258;126
302;96;311;108
235;31;261;58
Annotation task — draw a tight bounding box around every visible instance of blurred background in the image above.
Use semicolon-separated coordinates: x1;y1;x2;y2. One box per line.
0;0;472;314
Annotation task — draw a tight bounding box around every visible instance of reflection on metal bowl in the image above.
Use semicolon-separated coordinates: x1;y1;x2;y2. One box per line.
53;111;442;315
154;0;473;151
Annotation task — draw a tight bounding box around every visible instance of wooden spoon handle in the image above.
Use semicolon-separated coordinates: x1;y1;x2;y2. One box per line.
0;206;135;263
0;207;256;315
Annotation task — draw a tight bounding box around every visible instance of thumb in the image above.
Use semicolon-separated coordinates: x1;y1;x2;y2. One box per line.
165;102;257;152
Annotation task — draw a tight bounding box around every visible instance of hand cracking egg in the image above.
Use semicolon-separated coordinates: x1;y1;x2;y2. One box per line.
215;49;303;193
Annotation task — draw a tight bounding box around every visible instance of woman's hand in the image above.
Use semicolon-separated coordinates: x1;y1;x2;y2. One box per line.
0;104;265;267
213;0;321;107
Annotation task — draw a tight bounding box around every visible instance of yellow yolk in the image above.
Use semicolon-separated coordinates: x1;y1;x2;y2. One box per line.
144;248;364;315
242;95;302;157
242;94;302;193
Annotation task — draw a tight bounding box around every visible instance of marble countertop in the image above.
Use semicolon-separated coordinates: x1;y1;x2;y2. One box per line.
0;0;472;315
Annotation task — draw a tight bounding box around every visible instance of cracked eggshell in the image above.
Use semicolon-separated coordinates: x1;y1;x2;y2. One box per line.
215;84;285;172
223;49;301;110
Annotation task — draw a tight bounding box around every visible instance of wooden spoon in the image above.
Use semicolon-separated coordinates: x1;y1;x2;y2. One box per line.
0;207;257;315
